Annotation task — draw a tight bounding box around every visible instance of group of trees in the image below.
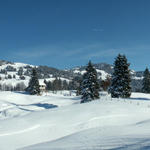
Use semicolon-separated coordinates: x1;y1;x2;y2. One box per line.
80;53;150;102
80;54;132;103
0;82;26;91
26;68;79;95
0;53;147;105
44;78;78;91
24;53;150;104
25;54;132;104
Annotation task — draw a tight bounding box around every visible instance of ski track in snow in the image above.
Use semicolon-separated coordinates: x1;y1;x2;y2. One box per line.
72;114;129;127
89;114;128;121
0;124;40;137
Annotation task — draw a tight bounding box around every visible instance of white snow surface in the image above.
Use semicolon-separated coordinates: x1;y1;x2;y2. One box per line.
0;92;150;150
96;69;110;80
73;68;110;80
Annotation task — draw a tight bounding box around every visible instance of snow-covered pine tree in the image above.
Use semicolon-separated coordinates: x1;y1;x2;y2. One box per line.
81;61;100;103
26;68;40;95
142;68;150;93
109;54;131;98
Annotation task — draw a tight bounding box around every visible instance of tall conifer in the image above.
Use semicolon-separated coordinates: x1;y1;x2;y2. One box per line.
109;54;131;98
26;68;40;95
142;68;150;93
81;61;99;103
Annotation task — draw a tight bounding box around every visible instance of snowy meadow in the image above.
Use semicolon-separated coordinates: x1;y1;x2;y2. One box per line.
0;91;150;150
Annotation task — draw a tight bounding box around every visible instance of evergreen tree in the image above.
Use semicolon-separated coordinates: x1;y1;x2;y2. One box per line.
58;78;62;90
142;68;150;93
109;54;131;98
44;80;52;91
52;77;63;92
76;79;82;96
81;61;100;103
26;68;40;95
62;80;68;90
68;80;76;90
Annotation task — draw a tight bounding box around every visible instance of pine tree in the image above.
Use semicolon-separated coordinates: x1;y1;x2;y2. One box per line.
26;68;40;95
142;68;150;93
76;79;82;96
109;54;131;98
62;80;69;90
53;77;59;91
81;61;100;103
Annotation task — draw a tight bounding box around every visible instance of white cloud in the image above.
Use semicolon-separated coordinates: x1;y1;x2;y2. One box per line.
12;45;61;59
12;43;150;62
92;28;104;32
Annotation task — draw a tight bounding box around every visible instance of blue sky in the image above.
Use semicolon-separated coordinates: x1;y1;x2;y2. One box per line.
0;0;150;70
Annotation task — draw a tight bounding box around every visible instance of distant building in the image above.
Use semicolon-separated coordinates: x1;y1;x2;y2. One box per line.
39;83;46;94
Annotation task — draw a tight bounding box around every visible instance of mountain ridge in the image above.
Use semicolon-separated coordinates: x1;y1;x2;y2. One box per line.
0;60;143;92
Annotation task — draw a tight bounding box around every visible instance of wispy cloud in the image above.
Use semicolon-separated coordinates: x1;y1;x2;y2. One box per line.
81;46;145;60
85;49;117;58
11;43;150;64
63;44;103;57
12;45;61;59
92;28;104;32
16;50;51;58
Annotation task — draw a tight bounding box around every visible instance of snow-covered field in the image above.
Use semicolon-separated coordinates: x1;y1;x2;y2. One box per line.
1;92;150;150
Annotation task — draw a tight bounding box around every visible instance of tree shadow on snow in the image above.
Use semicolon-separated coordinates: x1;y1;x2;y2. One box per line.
13;91;29;95
31;103;58;109
109;138;150;150
129;97;150;101
8;102;58;110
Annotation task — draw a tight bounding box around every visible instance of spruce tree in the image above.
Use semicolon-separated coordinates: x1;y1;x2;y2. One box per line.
81;61;100;103
142;68;150;93
109;54;131;98
26;68;40;95
62;80;68;90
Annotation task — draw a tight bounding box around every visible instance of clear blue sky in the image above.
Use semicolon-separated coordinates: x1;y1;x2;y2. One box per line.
0;0;150;71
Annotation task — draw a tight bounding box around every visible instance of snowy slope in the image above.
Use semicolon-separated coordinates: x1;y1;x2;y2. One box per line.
0;60;144;92
0;61;70;89
23;124;150;150
20;93;150;150
0;61;112;88
0;92;150;149
0;91;76;120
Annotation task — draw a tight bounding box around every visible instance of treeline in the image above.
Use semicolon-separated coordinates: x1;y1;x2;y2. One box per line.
44;77;81;91
0;82;26;91
25;53;149;103
25;68;80;95
44;76;111;92
2;53;147;99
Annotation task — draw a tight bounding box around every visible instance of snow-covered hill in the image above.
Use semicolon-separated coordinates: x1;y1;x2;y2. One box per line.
0;92;150;149
0;60;144;92
0;61;70;90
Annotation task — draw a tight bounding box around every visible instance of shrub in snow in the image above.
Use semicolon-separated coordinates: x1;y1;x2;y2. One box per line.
15;82;26;91
5;65;16;72
7;74;12;79
81;61;100;103
20;75;25;80
18;67;23;76
109;54;131;98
